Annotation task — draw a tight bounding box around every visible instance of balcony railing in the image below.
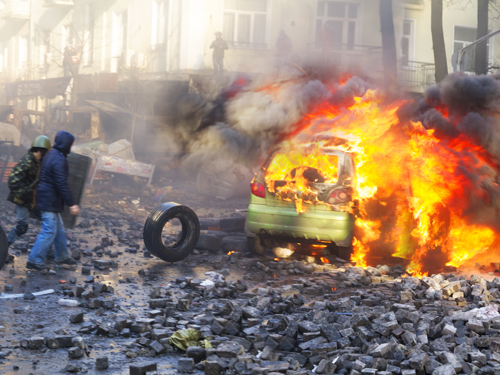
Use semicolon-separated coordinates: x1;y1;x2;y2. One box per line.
43;0;74;7
2;0;30;20
307;43;384;76
398;61;435;92
0;63;48;83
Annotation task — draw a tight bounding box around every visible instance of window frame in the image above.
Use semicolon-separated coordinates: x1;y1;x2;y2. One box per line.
453;24;494;72
151;0;170;49
401;18;416;70
112;9;128;58
82;4;95;67
222;0;271;50
18;35;28;69
315;1;363;50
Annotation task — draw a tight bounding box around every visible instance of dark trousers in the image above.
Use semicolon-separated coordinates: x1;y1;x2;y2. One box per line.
213;57;224;75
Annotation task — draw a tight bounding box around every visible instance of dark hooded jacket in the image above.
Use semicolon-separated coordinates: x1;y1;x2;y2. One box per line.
36;131;75;213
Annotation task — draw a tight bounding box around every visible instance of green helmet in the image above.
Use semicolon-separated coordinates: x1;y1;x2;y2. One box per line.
32;135;51;150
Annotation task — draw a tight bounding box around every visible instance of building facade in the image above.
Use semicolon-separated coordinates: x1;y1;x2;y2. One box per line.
0;0;499;96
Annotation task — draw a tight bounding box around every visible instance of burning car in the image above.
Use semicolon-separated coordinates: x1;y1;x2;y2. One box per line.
245;138;356;260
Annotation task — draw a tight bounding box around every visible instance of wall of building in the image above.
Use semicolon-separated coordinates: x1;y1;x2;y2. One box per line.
1;0;500;95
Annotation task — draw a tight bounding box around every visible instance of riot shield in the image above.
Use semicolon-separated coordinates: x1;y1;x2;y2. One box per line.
0;225;8;270
61;153;92;229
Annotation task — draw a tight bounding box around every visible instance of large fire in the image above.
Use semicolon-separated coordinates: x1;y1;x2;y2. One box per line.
265;82;500;276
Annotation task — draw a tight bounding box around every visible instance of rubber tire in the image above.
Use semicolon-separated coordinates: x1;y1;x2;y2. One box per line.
0;225;8;270
325;242;353;261
247;235;266;256
338;244;353;261
143;202;200;262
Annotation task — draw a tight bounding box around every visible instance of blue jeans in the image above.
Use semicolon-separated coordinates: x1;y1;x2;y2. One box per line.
27;211;69;266
7;205;30;245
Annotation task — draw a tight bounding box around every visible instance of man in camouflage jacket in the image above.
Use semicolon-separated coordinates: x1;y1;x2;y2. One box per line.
5;136;51;257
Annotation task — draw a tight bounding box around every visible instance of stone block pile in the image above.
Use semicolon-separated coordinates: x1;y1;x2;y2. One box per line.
19;262;500;375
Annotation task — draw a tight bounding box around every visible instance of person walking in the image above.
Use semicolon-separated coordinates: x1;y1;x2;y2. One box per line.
27;131;80;270
3;136;51;266
210;32;229;76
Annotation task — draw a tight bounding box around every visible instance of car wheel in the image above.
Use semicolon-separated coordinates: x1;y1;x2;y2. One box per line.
337;244;353;261
324;242;353;261
247;235;266;256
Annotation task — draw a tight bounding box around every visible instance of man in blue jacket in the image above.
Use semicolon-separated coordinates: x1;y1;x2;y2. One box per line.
27;131;80;270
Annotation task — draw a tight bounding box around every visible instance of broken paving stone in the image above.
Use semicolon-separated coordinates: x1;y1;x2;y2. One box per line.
130;363;158;375
371;343;393;358
215;341;244;358
187;346;206;363
65;364;79;373
205;360;220;375
23;292;35;300
261;361;290;372
409;353;429;371
432;364;456;375
68;346;84;359
149;340;165;355
442;324;457;336
28;337;45;349
178;358;194;373
69;312;84;324
96;356;109;370
439;352;462;372
85;275;94;283
466;319;485;334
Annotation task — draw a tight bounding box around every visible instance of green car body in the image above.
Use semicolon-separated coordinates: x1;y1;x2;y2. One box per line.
246;147;356;255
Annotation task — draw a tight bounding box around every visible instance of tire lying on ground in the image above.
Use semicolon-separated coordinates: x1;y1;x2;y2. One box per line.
0;225;8;270
143;203;200;263
221;236;248;253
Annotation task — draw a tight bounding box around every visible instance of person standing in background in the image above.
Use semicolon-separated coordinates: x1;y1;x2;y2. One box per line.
210;32;229;76
276;30;292;57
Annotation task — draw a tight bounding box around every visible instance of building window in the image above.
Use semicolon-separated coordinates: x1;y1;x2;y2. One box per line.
223;0;268;48
18;36;28;69
113;10;128;58
453;26;492;72
35;30;51;66
316;1;360;50
401;19;415;68
152;0;169;47
62;24;75;49
83;4;95;66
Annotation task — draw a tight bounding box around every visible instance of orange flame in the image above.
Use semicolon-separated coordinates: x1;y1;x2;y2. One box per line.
268;82;499;275
320;257;330;264
227;251;235;256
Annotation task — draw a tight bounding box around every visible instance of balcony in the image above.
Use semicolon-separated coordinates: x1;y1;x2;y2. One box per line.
2;1;30;21
307;43;384;77
398;61;436;93
43;0;74;7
